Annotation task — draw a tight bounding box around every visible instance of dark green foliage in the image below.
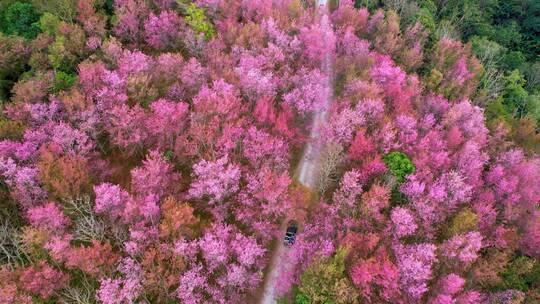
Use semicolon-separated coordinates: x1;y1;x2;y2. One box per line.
295;293;310;304
499;256;540;292
501;51;526;71
0;34;30;102
30;0;77;22
0;2;41;39
413;7;436;34
52;71;77;93
383;151;414;207
494;0;540;59
417;0;436;15
383;151;415;184
354;0;380;11
390;187;408;206
163;150;174;161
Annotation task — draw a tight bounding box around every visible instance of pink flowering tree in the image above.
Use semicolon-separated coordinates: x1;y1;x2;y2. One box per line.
350;248;401;302
130;149;180;199
97;258;143;304
189;155;241;205
0;159;46;208
235;166;292;243
113;0;149;46
175;223;266;304
26;202;69;232
105;104;148;153
333;169;363;210
144;10;186;50
299;16;336;65
235;51;278;100
521;211;540;258
440;231;483;270
283;69;329;115
390;207;418;239
19;261;69;300
429;38;483;100
93;182;133;224
242;127;289;171
394;243;438;301
145;99;189;150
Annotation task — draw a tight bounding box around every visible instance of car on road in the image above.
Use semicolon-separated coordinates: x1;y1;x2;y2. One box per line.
283;220;298;246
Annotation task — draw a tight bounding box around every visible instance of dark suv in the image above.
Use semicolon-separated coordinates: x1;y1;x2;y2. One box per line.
283;220;298;246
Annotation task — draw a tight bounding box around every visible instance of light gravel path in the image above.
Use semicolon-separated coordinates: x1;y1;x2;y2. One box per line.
258;1;332;303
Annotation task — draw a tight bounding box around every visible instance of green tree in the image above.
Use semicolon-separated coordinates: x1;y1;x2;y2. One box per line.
383;151;415;184
30;0;77;22
501;70;529;116
523;62;540;91
46;23;86;72
499;256;539;292
0;117;24;140
521;0;540;58
470;36;505;102
182;2;215;41
447;207;478;237
298;248;359;304
470;36;505;63
52;71;77;93
295;293;310;304
38;12;61;36
484;97;510;127
413;7;436;34
434;19;460;40
354;0;381;11
0;2;41;39
526;93;540;125
501;51;526;71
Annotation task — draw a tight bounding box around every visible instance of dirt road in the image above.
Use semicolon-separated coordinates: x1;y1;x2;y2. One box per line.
258;2;333;303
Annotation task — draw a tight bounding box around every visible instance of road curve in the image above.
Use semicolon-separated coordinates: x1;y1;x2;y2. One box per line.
258;1;332;303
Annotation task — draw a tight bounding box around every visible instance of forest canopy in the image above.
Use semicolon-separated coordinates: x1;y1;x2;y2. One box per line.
0;0;539;303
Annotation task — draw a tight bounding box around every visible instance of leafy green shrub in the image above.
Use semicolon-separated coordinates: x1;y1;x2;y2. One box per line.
500;256;539;292
447;207;478;237
383;151;415;183
0;118;24;140
414;7;436;34
184;3;215;40
295;293;310;304
38;12;61;36
501;70;529;116
53;71;77;92
501;51;526;71
30;0;77;22
1;2;41;39
298;248;358;304
47;23;86;72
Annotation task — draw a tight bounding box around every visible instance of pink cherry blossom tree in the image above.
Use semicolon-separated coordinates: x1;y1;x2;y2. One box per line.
189;155;241;219
175;223;266;304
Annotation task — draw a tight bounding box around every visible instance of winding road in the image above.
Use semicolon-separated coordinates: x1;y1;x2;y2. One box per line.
258;1;333;303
